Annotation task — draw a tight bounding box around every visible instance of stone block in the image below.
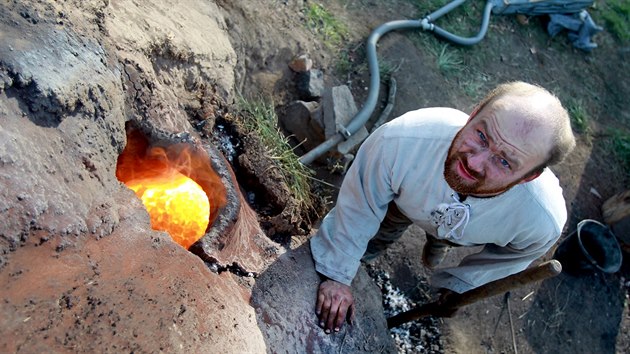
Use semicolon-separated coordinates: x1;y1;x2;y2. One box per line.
279;100;324;152
296;69;324;100
322;85;369;155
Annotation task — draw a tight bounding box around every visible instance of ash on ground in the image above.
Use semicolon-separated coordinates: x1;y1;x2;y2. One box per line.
366;265;444;354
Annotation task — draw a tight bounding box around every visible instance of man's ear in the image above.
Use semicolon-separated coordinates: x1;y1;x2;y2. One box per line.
519;168;543;184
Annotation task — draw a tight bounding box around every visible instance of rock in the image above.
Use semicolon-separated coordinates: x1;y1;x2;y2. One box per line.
289;54;313;72
322;85;369;155
327;153;354;175
602;190;630;248
516;14;529;25
279;100;325;153
297;69;324;100
250;242;396;353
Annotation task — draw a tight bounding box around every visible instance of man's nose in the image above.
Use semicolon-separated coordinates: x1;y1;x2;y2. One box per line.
467;150;491;173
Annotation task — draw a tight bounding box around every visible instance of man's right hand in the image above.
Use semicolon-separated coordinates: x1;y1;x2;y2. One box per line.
316;279;355;334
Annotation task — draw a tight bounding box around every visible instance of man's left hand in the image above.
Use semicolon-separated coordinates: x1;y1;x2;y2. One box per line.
316;279;355;333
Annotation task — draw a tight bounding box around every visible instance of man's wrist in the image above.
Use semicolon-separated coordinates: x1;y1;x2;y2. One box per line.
316;271;330;282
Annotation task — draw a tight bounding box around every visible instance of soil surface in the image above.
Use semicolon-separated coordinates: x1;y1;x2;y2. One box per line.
224;0;630;353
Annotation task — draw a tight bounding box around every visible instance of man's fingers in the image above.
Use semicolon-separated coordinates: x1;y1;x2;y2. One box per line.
347;303;355;325
320;297;332;329
315;280;353;334
333;300;348;332
326;299;342;333
316;291;325;315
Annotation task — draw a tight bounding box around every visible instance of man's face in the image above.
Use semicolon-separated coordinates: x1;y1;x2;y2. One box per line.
444;99;552;197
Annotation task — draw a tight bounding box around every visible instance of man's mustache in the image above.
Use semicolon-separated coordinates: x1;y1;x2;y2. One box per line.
457;155;484;180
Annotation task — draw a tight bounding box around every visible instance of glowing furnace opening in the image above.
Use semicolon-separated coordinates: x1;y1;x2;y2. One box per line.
116;128;227;249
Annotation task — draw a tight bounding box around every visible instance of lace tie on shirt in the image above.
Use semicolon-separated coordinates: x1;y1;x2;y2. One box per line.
430;193;471;240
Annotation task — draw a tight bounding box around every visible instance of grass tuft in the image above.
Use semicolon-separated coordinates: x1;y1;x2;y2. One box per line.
237;97;314;208
378;60;401;83
305;3;349;50
459;75;487;100
611;131;630;170
566;98;590;134
429;43;464;75
599;0;630;42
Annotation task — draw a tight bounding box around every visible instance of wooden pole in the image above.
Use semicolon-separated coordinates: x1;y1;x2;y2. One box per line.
387;260;562;328
602;190;630;225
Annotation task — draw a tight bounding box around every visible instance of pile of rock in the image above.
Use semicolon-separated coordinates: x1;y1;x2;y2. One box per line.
280;54;369;172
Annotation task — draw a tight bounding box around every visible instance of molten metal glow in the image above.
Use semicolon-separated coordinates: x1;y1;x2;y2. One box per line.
127;172;210;249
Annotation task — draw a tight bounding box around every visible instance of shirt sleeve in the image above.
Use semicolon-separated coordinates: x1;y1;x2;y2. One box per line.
309;127;396;285
431;235;558;293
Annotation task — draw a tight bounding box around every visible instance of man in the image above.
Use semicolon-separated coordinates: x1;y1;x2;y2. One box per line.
310;81;576;334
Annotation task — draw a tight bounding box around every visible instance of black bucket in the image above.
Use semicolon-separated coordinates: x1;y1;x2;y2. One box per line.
554;219;623;275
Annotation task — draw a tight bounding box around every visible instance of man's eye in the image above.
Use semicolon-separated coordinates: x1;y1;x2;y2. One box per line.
500;158;511;169
477;130;487;144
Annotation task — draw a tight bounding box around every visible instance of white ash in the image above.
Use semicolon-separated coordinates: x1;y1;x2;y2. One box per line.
214;124;238;162
367;265;444;354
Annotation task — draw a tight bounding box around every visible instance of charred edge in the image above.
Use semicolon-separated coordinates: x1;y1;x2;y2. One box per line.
208;118;284;219
203;259;257;278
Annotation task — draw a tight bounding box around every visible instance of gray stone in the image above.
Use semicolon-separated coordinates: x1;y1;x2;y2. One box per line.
322;85;369;156
279;100;325;152
251;242;396;353
297;69;325;100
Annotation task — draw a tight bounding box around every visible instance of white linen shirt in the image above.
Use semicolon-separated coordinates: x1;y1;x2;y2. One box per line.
310;107;567;293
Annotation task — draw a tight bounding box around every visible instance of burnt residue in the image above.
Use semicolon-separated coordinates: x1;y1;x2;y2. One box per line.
189;140;241;251
201;115;324;244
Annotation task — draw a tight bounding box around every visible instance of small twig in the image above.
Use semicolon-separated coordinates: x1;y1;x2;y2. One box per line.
493;297;508;336
521;291;535;301
303;174;339;189
505;292;518;354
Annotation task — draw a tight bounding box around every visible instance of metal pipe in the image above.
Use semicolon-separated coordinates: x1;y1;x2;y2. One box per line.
298;0;495;164
429;0;495;46
299;19;422;165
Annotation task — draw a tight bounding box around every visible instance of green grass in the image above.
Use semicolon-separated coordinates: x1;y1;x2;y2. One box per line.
336;50;353;76
599;0;630;42
305;3;349;50
428;43;464;75
459;75;487;100
611;131;630;170
378;60;401;83
566;98;590;134
410;0;482;37
237;97;314;208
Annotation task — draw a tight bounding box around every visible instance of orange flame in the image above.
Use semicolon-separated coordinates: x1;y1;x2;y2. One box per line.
126;173;210;249
116;128;226;249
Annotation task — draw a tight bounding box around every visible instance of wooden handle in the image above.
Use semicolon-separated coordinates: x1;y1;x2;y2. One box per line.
387;260;562;328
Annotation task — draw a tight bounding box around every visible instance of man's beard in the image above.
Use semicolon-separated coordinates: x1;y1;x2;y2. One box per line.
443;138;520;197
